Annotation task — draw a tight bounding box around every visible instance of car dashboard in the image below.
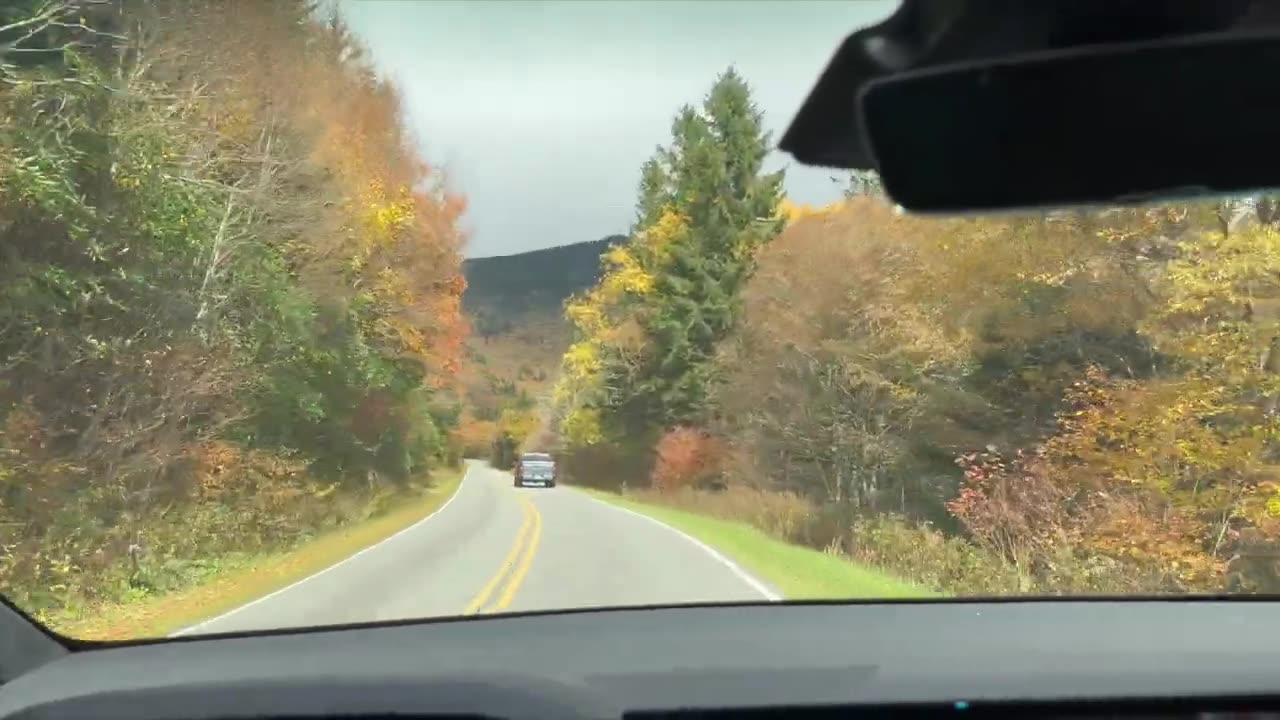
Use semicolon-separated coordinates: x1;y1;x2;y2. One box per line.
0;601;1278;720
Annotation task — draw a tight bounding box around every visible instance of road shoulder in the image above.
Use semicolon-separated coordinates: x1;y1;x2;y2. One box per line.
53;468;467;641
579;488;938;600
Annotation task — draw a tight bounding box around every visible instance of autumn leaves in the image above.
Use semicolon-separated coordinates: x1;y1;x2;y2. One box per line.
549;63;1280;595
0;1;467;624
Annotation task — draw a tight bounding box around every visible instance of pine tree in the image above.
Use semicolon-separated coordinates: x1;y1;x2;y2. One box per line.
635;155;671;230
598;67;785;437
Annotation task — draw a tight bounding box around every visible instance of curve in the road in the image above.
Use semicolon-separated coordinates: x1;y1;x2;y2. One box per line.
171;461;777;637
170;465;473;637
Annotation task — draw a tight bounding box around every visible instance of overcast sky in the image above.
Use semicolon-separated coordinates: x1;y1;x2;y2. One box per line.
339;0;897;258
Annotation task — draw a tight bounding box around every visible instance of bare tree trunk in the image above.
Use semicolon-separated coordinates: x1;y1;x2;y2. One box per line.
193;196;235;339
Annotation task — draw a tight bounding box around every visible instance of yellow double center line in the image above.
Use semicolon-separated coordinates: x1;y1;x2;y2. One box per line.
462;494;543;615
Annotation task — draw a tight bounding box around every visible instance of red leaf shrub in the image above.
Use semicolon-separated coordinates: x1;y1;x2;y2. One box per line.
651;427;725;493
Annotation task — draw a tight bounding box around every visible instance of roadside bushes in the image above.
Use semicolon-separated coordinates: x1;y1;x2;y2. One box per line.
556;443;651;490
650;427;725;493
625;480;1162;596
612;194;1280;596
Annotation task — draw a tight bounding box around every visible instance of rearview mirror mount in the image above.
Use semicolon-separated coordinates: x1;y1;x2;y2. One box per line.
857;32;1280;213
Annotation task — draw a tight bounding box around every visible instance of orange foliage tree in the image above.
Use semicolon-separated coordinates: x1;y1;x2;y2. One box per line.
713;188;1280;593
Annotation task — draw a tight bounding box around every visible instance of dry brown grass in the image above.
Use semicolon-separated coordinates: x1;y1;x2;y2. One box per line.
627;485;826;547
624;483;1157;597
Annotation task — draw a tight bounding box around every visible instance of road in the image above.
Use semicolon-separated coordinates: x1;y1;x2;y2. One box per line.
176;460;776;635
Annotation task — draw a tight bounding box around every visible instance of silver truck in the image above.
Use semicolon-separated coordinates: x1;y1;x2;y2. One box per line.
514;452;557;488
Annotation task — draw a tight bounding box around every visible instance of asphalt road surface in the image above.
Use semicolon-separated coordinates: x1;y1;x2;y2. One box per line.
175;460;777;635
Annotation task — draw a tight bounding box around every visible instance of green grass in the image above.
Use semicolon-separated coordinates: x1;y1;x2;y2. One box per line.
51;468;466;641
582;489;939;600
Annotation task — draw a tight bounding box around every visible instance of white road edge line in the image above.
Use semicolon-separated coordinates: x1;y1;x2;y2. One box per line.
582;494;783;602
169;464;474;637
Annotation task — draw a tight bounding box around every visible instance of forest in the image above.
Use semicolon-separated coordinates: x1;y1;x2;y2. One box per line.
0;0;467;626
549;67;1280;595
9;0;1280;634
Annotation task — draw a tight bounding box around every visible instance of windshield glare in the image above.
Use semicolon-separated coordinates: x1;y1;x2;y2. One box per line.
2;0;1273;642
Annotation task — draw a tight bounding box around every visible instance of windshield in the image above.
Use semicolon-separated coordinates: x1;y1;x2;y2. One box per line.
4;0;1275;642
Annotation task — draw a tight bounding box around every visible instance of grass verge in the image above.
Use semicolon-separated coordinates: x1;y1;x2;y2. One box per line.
52;468;466;641
581;488;938;600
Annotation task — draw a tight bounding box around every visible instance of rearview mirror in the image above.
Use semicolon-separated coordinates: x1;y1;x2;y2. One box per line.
858;32;1280;213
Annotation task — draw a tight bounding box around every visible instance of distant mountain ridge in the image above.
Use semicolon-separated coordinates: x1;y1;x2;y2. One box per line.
457;235;621;425
463;235;622;336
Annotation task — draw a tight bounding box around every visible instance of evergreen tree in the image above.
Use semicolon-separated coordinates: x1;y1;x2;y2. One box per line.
634;155;672;230
596;67;785;438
